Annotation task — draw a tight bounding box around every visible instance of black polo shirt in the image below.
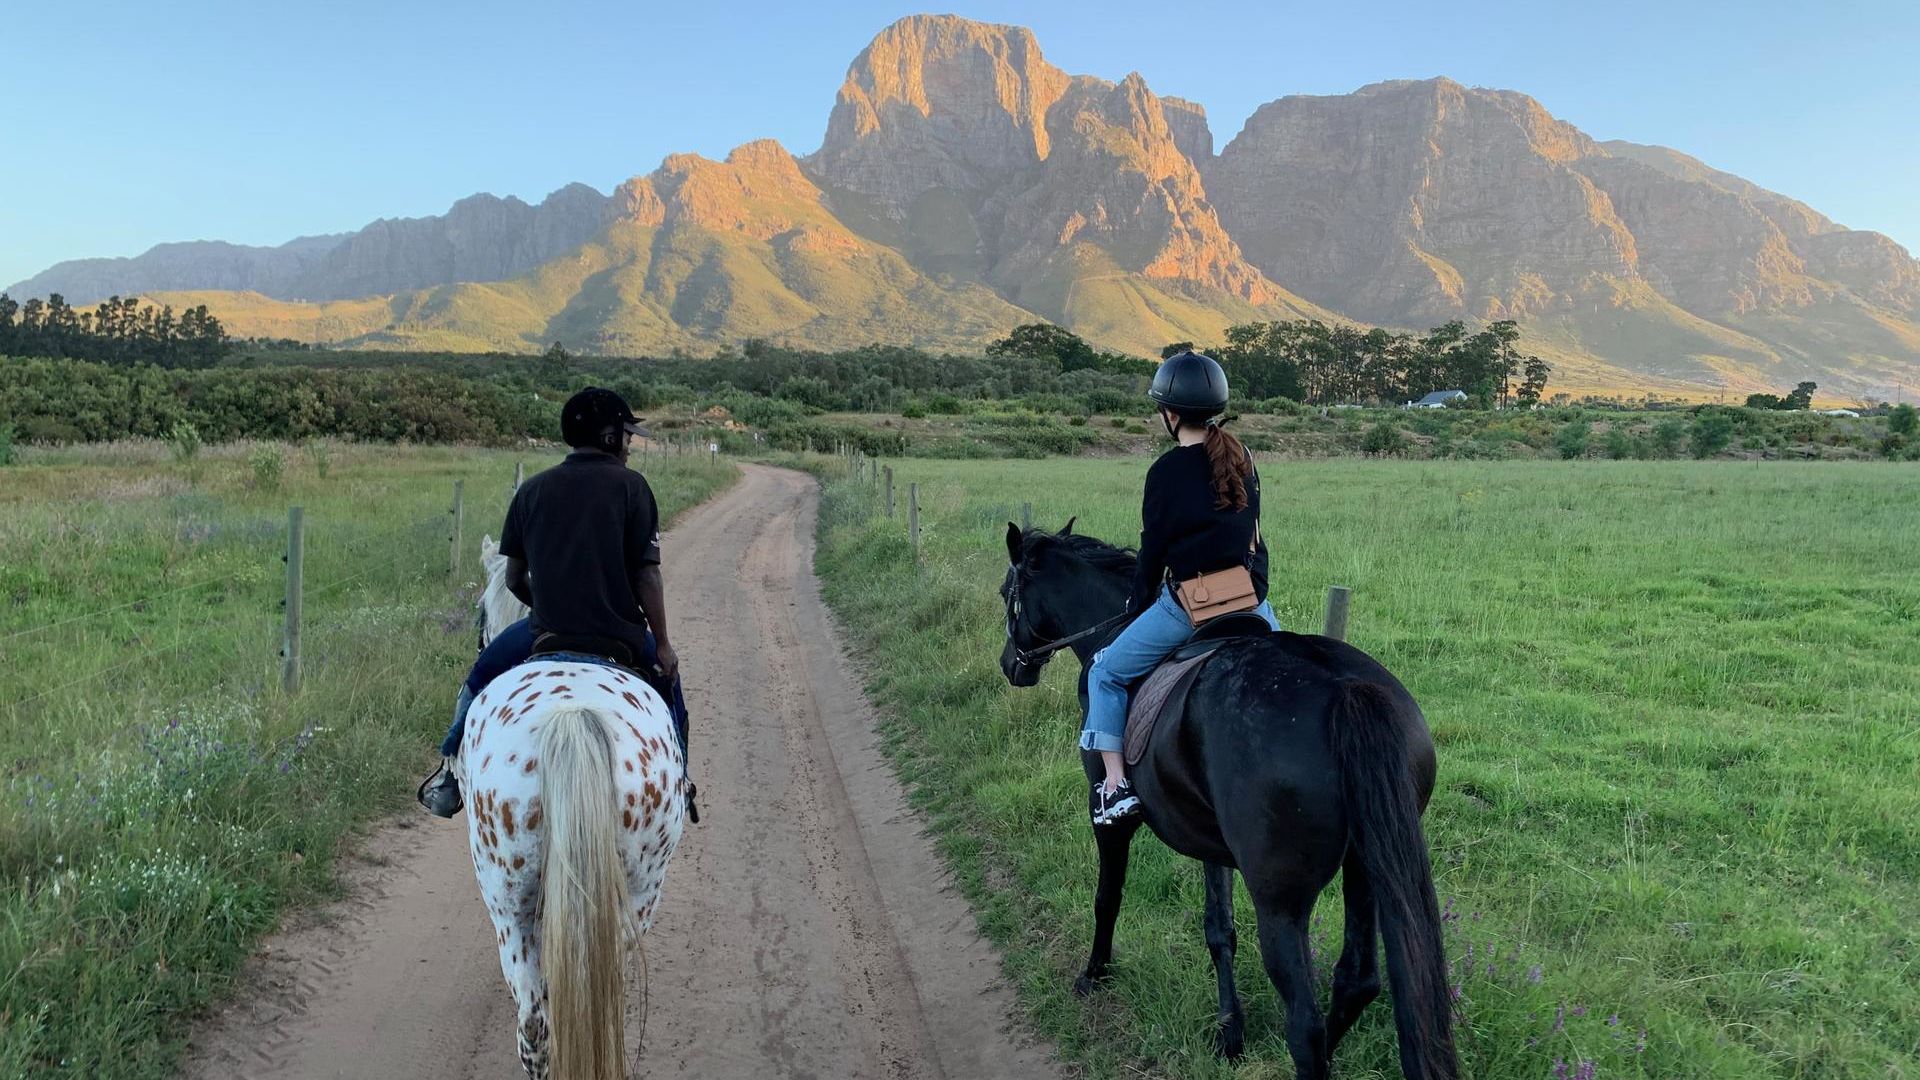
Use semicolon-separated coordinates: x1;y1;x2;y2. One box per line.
498;449;661;655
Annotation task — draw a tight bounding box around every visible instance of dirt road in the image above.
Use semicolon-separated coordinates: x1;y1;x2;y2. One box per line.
183;464;1059;1080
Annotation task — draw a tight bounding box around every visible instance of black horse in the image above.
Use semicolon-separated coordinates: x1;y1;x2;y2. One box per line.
998;521;1457;1080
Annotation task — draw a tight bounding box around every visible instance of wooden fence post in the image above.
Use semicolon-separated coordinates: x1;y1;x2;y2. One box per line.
1021;502;1032;531
884;467;895;517
513;461;524;490
283;506;304;693
1322;585;1351;641
908;483;921;561
449;479;465;583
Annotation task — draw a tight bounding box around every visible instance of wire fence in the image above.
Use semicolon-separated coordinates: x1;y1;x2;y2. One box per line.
1;480;484;723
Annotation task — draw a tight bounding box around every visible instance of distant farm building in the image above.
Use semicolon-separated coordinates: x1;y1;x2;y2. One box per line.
1408;390;1468;408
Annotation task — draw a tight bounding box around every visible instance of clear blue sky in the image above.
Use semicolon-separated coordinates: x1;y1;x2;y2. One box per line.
3;0;1916;289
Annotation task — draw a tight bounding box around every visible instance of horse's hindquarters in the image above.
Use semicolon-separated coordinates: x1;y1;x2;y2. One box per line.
463;661;687;1078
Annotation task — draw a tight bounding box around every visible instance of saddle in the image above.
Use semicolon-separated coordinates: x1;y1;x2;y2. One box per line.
1123;612;1273;766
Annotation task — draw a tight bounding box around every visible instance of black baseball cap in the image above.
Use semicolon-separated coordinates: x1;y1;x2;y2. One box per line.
560;387;649;448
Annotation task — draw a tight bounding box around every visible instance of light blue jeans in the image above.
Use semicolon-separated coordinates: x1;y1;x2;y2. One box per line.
1080;584;1279;752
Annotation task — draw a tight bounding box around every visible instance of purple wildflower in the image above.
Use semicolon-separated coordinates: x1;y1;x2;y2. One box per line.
1606;1014;1620;1027
1634;1028;1648;1053
1573;1061;1596;1080
1528;964;1544;984
1551;1004;1566;1033
1551;1059;1569;1080
1571;1004;1588;1018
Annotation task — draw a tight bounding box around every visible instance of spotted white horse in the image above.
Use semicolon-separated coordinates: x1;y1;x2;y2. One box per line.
459;536;686;1080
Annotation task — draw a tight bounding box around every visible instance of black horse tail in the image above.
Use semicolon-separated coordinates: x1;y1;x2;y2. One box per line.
1329;679;1458;1080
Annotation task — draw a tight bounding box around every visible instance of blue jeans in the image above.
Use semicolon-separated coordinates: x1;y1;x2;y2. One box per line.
1080;585;1278;753
441;636;690;762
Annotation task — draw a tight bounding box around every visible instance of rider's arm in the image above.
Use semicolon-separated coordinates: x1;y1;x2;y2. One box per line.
626;477;676;678
498;487;534;608
635;565;675;679
504;556;534;609
1128;459;1172;616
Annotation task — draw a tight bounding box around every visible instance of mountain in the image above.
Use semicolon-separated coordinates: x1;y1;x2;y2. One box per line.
11;15;1919;398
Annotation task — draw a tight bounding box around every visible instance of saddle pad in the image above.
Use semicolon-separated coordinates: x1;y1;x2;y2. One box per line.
1124;652;1213;767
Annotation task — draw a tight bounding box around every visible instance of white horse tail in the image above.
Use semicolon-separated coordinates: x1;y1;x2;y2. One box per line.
538;707;630;1080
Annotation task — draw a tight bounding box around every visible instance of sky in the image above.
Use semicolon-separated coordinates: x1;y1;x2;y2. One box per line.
3;0;1916;289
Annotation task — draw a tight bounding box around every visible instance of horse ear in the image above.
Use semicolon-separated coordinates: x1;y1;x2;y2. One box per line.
1005;521;1023;565
1061;516;1077;536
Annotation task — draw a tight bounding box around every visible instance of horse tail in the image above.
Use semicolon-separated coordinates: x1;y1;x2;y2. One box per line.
1329;680;1458;1080
538;707;630;1080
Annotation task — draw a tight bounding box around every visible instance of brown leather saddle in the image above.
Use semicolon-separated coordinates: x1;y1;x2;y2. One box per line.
1123;612;1273;766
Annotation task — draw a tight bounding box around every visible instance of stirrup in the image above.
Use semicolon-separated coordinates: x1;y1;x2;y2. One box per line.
416;759;463;818
685;782;701;825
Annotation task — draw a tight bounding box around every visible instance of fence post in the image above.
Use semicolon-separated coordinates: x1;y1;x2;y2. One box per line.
1322;585;1351;641
1021;502;1032;531
884;467;895;517
282;506;304;693
513;460;524;490
908;483;921;561
449;479;465;583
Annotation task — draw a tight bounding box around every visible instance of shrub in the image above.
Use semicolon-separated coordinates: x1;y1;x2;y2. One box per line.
306;440;331;480
167;421;202;464
0;422;12;466
1361;421;1410;457
1603;426;1633;460
248;445;284;491
1555;419;1591;460
1648;417;1687;459
901;401;927;419
1890;403;1918;438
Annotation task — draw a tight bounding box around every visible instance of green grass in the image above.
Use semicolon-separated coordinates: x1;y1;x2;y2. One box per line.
809;456;1920;1079
0;440;735;1079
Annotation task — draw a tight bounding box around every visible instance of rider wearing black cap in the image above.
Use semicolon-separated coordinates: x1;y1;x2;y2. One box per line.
1079;351;1277;825
419;386;684;817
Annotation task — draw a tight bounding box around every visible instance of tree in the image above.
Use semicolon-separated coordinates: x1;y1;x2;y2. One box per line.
1360;421;1409;457
1886;403;1916;436
1516;354;1552;405
1744;393;1786;410
1689;409;1735;458
988;323;1098;371
1785;381;1817;410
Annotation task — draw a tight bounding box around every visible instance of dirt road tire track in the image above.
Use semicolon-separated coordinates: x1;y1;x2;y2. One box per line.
181;465;1060;1080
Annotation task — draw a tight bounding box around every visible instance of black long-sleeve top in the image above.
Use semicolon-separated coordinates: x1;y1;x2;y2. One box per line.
1128;443;1270;616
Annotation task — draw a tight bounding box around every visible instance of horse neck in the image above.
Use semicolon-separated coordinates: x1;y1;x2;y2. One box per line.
1056;562;1131;668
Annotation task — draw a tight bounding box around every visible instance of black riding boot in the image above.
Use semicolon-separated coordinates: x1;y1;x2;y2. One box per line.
418;757;463;818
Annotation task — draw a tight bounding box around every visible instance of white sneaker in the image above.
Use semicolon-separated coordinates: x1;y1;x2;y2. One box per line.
1094;779;1140;826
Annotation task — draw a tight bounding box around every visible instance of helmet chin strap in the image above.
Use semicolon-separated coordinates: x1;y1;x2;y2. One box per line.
1161;409;1179;441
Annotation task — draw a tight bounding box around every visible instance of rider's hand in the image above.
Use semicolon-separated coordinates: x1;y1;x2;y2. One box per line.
653;641;679;682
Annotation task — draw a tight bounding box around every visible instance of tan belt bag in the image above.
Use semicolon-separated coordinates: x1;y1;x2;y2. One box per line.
1171;526;1261;626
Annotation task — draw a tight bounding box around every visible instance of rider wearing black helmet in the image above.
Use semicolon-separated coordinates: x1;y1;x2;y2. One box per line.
419;386;686;817
1080;351;1277;825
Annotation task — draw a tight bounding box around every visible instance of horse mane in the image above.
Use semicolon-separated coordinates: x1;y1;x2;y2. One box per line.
1023;529;1138;579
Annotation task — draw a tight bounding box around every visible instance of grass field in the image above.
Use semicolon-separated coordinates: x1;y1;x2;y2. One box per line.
810;456;1920;1079
0;440;735;1079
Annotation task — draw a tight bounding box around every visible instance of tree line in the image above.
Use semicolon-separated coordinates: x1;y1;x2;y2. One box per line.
0;293;232;368
1163;319;1550;407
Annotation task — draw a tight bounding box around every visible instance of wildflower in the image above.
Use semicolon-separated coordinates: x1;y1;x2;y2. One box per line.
1571;1004;1588;1018
1606;1014;1620;1027
1634;1028;1648;1053
1573;1061;1596;1080
1551;1004;1566;1033
1527;964;1544;984
1551;1059;1569;1080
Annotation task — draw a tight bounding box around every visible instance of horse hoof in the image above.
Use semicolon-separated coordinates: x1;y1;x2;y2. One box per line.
1214;1019;1245;1060
1073;973;1106;997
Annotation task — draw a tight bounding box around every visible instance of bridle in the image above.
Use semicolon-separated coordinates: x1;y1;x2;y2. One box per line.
1003;563;1126;672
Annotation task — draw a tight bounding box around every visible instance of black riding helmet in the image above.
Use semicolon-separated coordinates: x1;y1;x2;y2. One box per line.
561;387;649;452
1149;350;1229;423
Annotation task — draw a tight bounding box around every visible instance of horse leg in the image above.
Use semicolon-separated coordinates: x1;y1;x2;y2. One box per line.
471;786;550;1080
1202;861;1246;1059
1252;898;1330;1080
1076;811;1142;995
1326;850;1382;1053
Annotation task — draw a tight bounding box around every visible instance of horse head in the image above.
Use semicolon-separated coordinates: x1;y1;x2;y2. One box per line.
999;519;1131;687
